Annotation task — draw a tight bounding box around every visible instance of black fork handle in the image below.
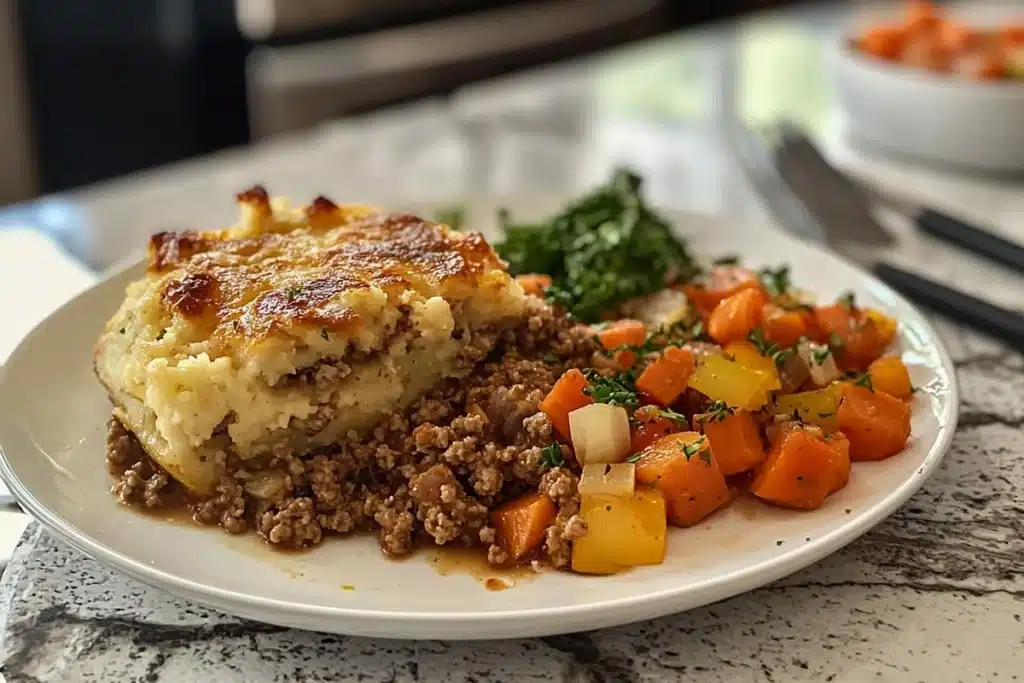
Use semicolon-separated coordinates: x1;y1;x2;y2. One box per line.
873;262;1024;346
917;209;1024;274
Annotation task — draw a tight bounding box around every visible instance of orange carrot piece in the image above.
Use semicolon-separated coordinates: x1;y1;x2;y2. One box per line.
708;288;766;345
860;25;908;60
814;304;887;371
824;432;852;494
515;274;552;297
695;410;767;476
974;46;1007;80
596;319;647;368
868;356;913;400
863;309;897;347
837;384;912;462
901;33;952;72
904;0;940;34
1001;24;1024;45
490;492;557;562
540;369;594;441
635;346;696;406
681;266;763;316
749;428;841;510
630;406;681;454
634;432;730;527
938;19;976;52
762;303;808;348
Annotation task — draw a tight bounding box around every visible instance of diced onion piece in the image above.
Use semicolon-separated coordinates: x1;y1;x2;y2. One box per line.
243;469;288;500
777;351;810;393
569;403;631;465
618;288;691;328
798;339;842;387
578;463;636;497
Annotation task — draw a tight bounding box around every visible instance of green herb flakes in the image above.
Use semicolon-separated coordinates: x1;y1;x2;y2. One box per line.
582;369;639;407
759;265;791;296
539;443;564;469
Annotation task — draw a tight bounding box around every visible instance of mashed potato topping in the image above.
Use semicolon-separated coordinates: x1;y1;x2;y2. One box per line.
95;188;528;494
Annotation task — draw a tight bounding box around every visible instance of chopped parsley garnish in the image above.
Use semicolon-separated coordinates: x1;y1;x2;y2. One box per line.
496;169;698;322
681;437;706;460
320;327;330;341
811;346;832;365
747;328;793;366
759;265;791;296
653;407;689;425
701;400;735;423
582;369;639;407
713;254;741;266
286;285;302;301
433;205;467;230
626;452;643;463
851;372;874;390
837;291;856;310
539;443;564;469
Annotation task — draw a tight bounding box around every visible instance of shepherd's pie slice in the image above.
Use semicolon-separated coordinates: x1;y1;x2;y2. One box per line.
95;188;528;494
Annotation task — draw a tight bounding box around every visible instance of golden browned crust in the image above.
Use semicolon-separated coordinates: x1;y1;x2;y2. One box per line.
146;188;508;347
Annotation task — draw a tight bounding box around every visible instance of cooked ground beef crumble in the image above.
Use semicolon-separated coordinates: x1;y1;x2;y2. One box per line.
106;301;598;568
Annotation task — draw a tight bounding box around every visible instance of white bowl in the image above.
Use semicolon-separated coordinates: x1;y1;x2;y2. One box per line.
831;3;1024;173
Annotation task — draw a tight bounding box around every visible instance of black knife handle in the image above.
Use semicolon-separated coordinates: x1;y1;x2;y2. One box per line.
872;262;1024;346
917;209;1024;274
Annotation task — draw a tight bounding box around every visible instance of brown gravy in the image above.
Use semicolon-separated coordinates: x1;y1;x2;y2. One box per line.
424;544;539;591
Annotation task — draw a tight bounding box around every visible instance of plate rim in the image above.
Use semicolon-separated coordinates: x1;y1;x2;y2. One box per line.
0;205;960;638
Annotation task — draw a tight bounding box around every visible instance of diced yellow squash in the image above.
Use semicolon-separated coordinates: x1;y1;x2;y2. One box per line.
772;384;843;428
571;488;667;575
725;341;781;391
688;353;771;410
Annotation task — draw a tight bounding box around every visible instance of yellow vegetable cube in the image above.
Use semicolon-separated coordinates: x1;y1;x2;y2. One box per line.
571;488;668;575
773;385;843;428
688;353;771;410
724;341;781;391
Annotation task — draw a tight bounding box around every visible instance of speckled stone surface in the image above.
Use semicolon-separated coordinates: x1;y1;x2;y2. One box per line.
2;6;1024;679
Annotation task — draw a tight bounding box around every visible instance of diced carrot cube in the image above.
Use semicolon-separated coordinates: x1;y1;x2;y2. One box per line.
515;274;552;297
491;492;557;562
635;346;695;406
540;369;594;441
708;288;766;345
868;356;913;400
695;410;767;476
750;428;845;510
634;432;730;527
837;384;912;461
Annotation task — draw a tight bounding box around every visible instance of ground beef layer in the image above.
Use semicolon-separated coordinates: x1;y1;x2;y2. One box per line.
107;303;597;568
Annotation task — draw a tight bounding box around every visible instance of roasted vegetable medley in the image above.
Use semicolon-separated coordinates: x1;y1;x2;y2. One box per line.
493;173;914;575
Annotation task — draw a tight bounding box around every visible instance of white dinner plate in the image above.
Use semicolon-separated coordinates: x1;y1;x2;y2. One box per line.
0;201;958;639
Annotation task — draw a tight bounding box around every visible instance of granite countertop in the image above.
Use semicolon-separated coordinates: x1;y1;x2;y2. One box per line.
1;6;1023;681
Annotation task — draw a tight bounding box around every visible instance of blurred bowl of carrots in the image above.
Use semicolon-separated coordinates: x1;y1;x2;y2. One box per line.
832;1;1024;172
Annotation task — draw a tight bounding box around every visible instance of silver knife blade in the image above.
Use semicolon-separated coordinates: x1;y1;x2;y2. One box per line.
772;122;896;249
